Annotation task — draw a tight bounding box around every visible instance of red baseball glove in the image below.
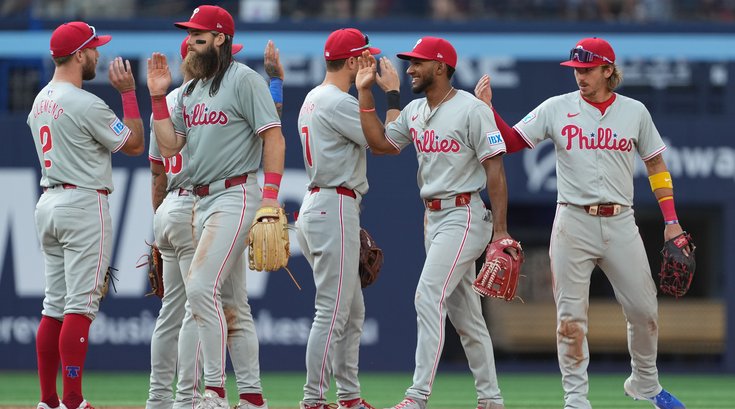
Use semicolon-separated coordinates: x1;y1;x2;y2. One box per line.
472;238;524;301
659;232;695;297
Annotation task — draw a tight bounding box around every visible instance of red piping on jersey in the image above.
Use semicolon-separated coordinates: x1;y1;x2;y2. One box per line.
581;93;616;115
318;194;346;399
491;107;530;153
428;205;472;392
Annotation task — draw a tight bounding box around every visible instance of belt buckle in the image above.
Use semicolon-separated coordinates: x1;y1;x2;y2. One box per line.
587;205;599;216
426;199;440;211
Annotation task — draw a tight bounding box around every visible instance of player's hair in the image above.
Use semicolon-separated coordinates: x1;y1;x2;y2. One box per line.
446;65;455;79
52;55;73;66
605;64;623;91
326;58;347;72
185;34;233;97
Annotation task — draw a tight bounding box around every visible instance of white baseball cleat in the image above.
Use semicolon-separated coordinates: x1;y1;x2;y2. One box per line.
234;399;268;409
195;390;229;409
477;400;505;409
624;378;686;409
384;398;426;409
37;403;65;409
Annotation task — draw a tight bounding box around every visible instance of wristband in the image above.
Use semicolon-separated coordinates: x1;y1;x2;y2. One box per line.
151;95;170;121
263;172;282;200
121;90;141;119
262;187;278;200
386;90;401;110
359;107;376;113
269;78;283;104
658;195;678;223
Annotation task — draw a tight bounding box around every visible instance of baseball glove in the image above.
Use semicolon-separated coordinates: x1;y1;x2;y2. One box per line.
141;242;164;298
659;232;696;297
100;266;118;301
472;238;524;301
359;227;384;288
248;206;290;272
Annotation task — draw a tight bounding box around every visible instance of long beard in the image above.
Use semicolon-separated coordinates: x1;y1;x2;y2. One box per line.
183;45;219;80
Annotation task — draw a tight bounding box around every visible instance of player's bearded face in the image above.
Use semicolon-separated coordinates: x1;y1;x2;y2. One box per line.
81;49;97;81
574;66;608;100
411;71;433;94
184;42;219;79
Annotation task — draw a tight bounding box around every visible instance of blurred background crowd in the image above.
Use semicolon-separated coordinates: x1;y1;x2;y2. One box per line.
1;0;734;23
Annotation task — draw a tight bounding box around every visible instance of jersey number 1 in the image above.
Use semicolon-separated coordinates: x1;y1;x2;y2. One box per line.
301;126;313;168
39;125;53;168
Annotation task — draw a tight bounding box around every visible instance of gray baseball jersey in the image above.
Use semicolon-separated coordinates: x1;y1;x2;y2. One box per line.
385;90;506;198
296;83;367;405
513;91;666;206
28;81;131;192
513;91;668;409
148;87;193;192
383;89;505;405
298;84;369;195
171;62;280;185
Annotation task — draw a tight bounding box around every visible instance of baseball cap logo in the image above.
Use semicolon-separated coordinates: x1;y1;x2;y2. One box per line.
437;52;443;59
413;39;422;49
191;8;199;19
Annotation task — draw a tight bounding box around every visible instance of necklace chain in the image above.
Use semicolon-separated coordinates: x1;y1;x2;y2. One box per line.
423;87;455;126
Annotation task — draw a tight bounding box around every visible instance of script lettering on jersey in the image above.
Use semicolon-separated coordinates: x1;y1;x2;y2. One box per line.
562;125;633;152
183;103;229;128
410;128;461;153
32;99;64;120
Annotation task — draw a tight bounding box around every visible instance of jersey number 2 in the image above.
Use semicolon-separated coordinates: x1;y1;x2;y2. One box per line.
39;125;53;168
301;126;313;168
163;153;183;175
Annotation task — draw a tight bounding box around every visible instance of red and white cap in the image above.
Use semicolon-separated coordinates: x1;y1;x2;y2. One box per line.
50;21;111;57
560;37;616;68
180;35;243;59
324;28;380;61
175;5;235;37
397;36;457;69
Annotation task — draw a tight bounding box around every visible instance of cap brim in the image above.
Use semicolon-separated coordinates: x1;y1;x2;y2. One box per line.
560;60;604;68
232;44;243;55
396;51;430;61
325;46;381;61
89;35;111;48
175;21;211;32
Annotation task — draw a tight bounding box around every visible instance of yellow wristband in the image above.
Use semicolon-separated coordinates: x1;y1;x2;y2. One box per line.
649;171;673;191
657;195;673;203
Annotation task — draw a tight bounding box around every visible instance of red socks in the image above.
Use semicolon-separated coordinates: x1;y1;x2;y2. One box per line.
240;393;264;406
207;387;226;399
37;316;63;408
59;314;92;409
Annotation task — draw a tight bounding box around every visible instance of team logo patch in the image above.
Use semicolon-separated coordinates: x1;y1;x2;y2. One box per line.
109;118;126;135
522;112;536;124
486;131;503;146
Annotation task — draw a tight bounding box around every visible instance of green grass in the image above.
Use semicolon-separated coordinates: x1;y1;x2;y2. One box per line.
1;371;734;408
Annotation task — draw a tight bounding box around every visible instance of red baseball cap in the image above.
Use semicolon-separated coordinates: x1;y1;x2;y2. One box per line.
324;28;380;61
180;35;243;59
50;22;111;57
560;37;616;68
397;36;457;69
175;5;235;37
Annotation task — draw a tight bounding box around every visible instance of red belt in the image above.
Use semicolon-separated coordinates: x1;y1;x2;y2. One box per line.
194;175;248;197
583;203;623;217
425;192;472;211
43;183;108;196
310;186;356;198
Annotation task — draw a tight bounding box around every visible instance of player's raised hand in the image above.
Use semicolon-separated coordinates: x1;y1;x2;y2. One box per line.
108;57;135;93
264;40;284;80
147;52;172;97
376;56;400;92
474;74;493;108
355;50;377;91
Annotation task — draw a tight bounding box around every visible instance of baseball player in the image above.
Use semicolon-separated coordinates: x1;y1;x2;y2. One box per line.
145;36;248;409
28;22;144;409
474;37;687;409
355;37;516;409
296;28;398;409
146;5;285;409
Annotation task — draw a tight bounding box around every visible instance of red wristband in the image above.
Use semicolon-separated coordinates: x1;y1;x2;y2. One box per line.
658;195;678;223
262;186;278;200
121;90;140;119
263;172;282;200
151;95;169;120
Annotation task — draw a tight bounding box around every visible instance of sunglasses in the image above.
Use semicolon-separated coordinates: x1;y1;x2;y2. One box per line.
70;24;97;55
349;33;371;53
569;46;613;64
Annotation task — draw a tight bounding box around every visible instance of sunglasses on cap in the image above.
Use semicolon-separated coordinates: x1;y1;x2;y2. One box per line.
349;33;371;53
569;47;613;64
70;24;97;55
